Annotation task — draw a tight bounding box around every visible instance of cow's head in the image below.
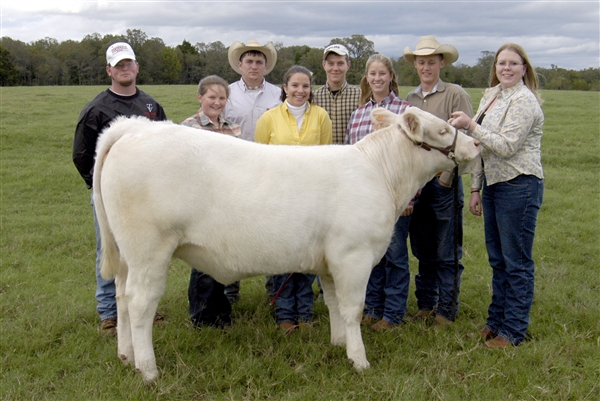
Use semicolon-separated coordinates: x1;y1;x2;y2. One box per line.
371;107;480;167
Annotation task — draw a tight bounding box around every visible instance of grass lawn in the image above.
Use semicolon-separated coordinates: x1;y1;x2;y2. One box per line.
1;85;598;400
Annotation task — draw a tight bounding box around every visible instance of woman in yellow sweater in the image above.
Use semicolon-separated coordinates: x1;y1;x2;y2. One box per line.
255;65;332;333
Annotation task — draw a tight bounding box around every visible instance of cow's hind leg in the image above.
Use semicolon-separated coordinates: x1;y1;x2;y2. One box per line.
330;257;372;371
320;274;345;346
122;243;173;384
115;260;135;366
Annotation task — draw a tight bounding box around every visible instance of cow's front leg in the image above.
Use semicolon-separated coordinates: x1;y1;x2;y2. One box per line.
320;274;345;346
333;258;371;371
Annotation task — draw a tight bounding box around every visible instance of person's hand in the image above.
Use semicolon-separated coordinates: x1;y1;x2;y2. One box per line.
469;191;482;216
401;205;413;217
448;111;471;131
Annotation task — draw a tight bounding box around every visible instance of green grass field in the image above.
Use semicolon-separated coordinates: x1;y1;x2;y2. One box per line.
1;85;599;400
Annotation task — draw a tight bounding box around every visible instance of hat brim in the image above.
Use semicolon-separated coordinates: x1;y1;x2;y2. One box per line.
228;41;277;75
403;44;458;64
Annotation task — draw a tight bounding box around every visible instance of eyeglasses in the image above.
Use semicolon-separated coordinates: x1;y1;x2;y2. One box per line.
111;60;136;69
496;61;524;68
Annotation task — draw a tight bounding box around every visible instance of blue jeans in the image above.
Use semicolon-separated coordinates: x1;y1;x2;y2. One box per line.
272;273;316;324
91;194;117;320
188;269;231;328
410;177;464;321
483;175;543;345
364;215;411;325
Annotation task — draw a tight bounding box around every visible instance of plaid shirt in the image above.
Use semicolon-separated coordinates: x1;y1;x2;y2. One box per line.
181;109;241;138
345;92;411;144
313;82;361;144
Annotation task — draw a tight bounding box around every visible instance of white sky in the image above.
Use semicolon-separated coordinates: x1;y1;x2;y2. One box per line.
1;0;598;70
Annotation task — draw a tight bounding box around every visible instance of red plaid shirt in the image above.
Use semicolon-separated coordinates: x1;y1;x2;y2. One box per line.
344;92;411;144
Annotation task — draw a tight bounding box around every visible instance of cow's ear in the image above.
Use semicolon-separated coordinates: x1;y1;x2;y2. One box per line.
371;108;397;130
400;109;424;142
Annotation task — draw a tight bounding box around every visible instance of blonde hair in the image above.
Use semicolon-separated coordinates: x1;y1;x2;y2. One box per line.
490;43;542;104
359;54;399;105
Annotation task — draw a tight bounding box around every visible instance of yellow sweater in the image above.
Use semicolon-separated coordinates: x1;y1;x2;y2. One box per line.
254;102;332;145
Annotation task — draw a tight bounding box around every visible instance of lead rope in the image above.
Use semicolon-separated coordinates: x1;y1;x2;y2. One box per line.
270;273;295;305
450;164;460;320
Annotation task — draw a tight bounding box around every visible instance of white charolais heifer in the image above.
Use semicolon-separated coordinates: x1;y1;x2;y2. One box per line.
93;107;479;383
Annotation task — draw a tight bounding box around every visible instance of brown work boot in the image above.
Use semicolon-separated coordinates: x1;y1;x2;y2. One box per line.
100;317;117;336
277;321;297;335
297;322;313;331
485;335;513;349
480;327;496;340
412;309;434;322
432;315;453;327
370;319;393;331
361;316;378;326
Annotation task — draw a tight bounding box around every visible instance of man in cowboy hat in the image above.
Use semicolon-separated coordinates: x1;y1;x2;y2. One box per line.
313;43;361;144
221;40;282;303
403;35;473;327
224;40;282;142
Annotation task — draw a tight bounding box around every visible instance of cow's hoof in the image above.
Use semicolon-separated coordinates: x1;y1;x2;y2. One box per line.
348;358;370;371
141;370;159;385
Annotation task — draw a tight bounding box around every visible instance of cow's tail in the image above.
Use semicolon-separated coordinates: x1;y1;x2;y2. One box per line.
93;116;130;279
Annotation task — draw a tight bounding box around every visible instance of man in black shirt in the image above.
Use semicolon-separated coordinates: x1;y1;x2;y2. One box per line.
73;42;167;335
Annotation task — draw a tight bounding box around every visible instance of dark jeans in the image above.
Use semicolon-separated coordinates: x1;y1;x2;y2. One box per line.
483;175;543;345
188;269;231;328
272;273;316;324
364;215;411;325
410;177;464;320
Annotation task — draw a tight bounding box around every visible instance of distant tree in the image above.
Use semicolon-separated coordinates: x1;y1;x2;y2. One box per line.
160;47;181;84
0;32;597;90
394;57;419;87
137;37;166;84
0;45;19;85
298;47;326;85
196;41;232;82
126;29;148;51
473;50;495;87
177;40;201;84
30;38;62;84
177;39;197;55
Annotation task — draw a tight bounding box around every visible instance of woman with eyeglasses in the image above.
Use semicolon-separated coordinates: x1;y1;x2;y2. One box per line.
449;43;544;348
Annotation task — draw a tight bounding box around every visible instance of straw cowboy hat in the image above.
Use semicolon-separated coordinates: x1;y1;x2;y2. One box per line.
228;40;277;75
403;36;459;64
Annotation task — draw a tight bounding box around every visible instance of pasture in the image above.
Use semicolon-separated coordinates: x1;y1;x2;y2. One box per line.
1;85;598;400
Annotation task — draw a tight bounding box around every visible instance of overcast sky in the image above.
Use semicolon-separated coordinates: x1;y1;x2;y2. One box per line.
1;1;598;70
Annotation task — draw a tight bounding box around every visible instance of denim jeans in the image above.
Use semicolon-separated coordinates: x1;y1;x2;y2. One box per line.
272;273;316;324
483;175;543;345
364;215;411;325
188;269;231;328
410;177;464;321
91;194;117;320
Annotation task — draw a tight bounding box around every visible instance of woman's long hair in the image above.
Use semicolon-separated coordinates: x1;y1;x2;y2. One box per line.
359;54;399;105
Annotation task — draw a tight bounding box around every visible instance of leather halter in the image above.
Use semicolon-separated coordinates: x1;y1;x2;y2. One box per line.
415;127;459;165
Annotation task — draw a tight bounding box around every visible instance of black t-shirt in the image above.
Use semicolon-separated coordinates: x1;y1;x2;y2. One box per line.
73;88;168;188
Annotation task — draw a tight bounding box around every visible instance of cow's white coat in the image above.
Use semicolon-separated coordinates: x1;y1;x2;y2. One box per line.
93;107;480;383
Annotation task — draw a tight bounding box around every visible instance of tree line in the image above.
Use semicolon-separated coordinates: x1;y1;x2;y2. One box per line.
1;29;598;90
